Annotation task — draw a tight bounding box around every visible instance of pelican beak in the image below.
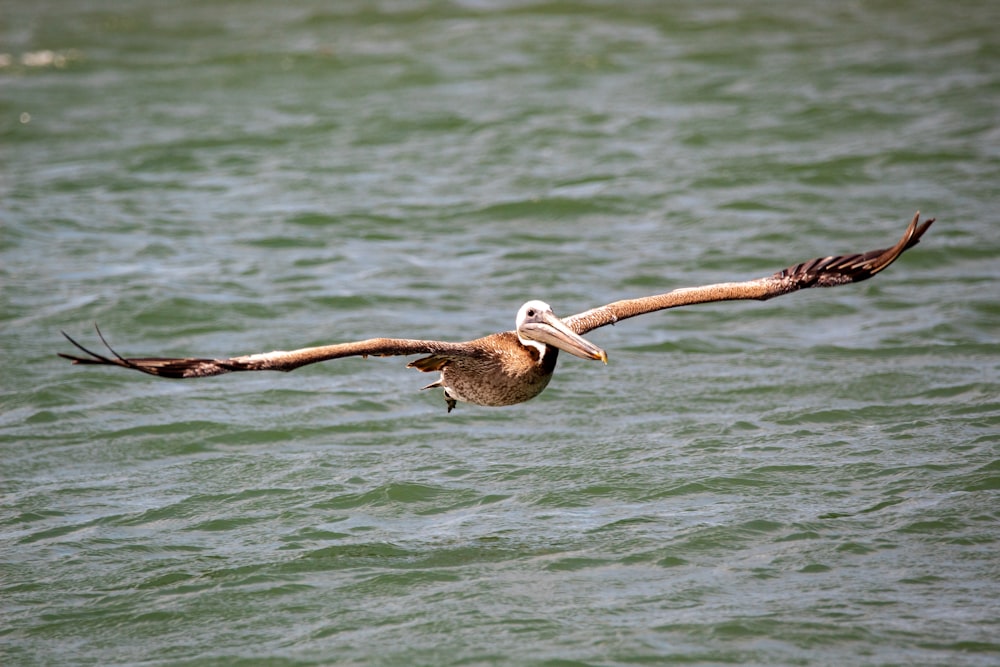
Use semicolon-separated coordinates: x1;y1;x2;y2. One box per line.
522;311;608;364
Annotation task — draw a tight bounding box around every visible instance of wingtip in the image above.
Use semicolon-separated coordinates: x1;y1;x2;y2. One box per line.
901;211;935;253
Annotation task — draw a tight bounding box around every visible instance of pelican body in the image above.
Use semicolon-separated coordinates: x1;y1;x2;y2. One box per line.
408;301;607;411
60;214;934;412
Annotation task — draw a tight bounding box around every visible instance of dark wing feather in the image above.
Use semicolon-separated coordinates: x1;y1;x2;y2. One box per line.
563;212;934;336
59;325;471;379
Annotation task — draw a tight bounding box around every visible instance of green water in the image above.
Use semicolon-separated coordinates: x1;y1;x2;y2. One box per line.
3;1;999;665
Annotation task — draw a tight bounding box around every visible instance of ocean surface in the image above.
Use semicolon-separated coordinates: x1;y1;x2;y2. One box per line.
2;1;999;665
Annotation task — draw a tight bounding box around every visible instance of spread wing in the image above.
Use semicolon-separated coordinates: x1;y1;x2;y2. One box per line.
59;327;473;379
562;212;934;336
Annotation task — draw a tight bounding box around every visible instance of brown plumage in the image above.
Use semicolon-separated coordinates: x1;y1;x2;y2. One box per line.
60;213;934;412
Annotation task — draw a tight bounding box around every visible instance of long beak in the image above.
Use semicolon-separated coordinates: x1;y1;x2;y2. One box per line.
521;312;608;363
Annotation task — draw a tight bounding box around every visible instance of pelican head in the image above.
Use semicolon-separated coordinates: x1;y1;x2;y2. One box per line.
515;300;608;364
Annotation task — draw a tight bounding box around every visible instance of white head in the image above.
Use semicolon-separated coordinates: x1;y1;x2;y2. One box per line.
515;300;607;363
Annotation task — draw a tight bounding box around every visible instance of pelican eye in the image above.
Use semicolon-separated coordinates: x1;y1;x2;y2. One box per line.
526;309;536;317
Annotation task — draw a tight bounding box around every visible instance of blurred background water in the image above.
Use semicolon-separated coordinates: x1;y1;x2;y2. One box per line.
2;1;999;665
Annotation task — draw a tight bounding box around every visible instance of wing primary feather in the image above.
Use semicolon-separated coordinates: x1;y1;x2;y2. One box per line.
563;213;934;335
94;324;147;370
60;328;121;367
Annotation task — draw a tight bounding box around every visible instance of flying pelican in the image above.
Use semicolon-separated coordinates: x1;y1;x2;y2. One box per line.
60;213;934;412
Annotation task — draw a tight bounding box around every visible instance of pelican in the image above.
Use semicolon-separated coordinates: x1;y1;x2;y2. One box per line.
60;213;934;412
